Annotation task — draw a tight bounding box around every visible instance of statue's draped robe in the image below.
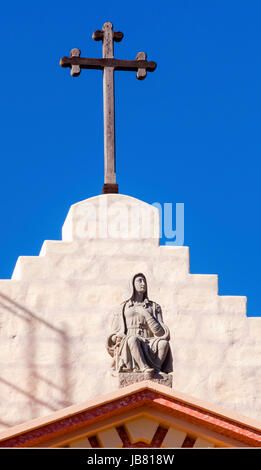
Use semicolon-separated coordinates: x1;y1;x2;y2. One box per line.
107;299;172;373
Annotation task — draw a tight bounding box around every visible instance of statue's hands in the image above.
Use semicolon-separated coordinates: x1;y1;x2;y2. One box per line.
111;333;125;345
111;334;117;343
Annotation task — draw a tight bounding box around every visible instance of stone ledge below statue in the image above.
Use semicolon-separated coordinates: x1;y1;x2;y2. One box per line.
118;370;173;388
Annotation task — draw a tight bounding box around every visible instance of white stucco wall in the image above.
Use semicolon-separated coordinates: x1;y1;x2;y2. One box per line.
0;194;260;429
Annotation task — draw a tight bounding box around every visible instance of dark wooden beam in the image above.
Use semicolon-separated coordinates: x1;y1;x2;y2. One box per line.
60;57;157;73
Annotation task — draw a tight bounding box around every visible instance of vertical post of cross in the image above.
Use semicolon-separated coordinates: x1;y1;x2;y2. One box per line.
93;22;123;194
102;22;116;193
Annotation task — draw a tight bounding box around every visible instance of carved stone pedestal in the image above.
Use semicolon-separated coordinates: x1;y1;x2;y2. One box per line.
118;371;173;388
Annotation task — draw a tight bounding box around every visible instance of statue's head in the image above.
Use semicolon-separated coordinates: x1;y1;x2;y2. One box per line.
131;273;148;300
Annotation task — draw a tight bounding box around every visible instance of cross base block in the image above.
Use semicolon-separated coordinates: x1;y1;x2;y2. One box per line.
102;183;119;194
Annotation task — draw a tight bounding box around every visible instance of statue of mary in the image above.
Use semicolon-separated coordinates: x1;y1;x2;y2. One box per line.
107;273;172;376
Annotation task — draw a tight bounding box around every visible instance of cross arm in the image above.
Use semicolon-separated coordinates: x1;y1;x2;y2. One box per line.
92;29;124;42
60;55;157;78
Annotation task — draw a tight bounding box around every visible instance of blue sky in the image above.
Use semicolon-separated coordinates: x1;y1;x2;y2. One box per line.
0;1;260;315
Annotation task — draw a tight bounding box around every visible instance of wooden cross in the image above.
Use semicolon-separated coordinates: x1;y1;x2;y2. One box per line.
60;21;157;194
